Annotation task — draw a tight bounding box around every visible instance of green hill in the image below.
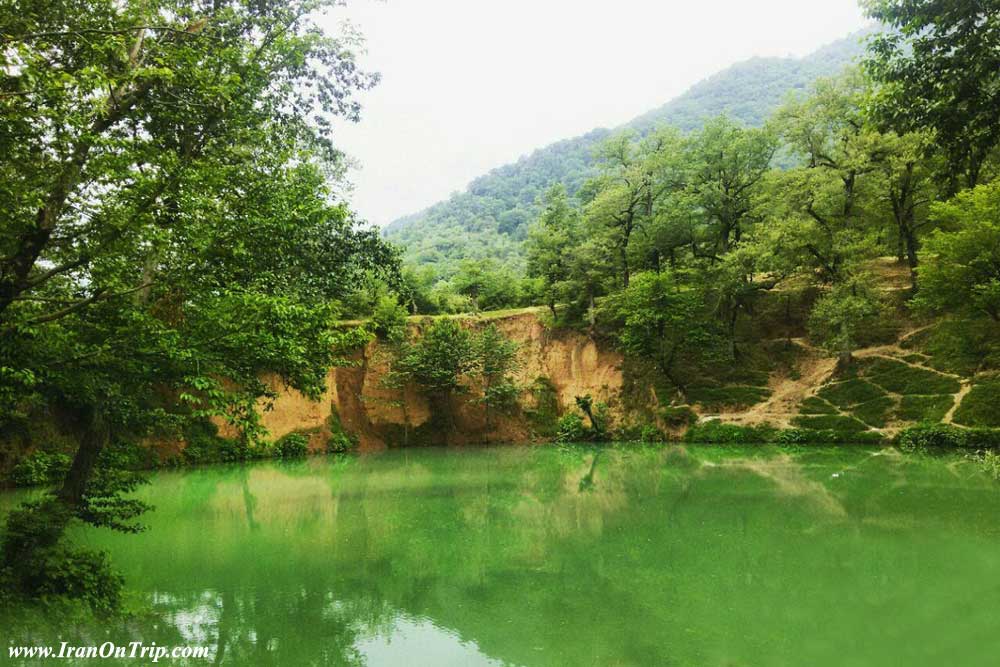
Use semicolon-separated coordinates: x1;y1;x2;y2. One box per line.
384;30;871;275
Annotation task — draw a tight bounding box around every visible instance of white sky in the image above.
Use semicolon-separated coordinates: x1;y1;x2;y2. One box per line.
321;0;868;227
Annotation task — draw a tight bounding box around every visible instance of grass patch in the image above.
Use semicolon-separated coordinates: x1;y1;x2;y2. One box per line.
851;397;897;428
791;414;870;432
953;378;1000;428
904;318;1000;376
799;396;839;415
818;379;886;408
687;385;771;410
897;395;954;423
901;353;929;365
864;358;960;395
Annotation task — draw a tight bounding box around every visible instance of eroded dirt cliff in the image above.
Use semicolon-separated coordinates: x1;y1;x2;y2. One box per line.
254;310;627;450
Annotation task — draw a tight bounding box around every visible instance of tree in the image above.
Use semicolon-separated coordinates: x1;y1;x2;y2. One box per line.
526;184;579;320
808;275;887;366
871;130;938;287
473;325;520;431
606;271;718;399
704;241;785;360
684;116;777;255
451;259;522;312
767;73;883;283
0;0;395;609
864;0;1000;193
392;320;478;418
915;183;1000;322
584;129;682;288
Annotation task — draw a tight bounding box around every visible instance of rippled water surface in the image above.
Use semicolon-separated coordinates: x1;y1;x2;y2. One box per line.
5;444;1000;666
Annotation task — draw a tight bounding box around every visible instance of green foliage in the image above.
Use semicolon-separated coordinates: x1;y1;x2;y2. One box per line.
683;422;778;444
659;405;698;427
452;260;528;312
790;415;870;432
0;0;400;608
389;320;522;429
895;424;1000;451
968;450;1000;482
808;276;888;361
953;378;1000;428
915;183;1000;322
393;320;478;397
326;431;356;454
274;433;310;459
474;325;521;415
10;451;71;487
638;424;666;443
608;271;721;392
371;296;409;343
181;420;254;465
556;414;588;443
526;184;582;319
1;499;123;616
864;0;1000;191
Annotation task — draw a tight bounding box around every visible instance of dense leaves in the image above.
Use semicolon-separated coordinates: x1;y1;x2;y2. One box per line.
0;0;397;610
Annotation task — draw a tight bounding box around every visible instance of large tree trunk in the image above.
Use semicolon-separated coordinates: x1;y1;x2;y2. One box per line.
58;405;110;509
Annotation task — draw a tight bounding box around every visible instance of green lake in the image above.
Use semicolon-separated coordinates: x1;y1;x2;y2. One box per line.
5;444;1000;666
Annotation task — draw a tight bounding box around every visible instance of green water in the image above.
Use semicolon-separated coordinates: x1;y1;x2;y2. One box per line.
4;444;1000;666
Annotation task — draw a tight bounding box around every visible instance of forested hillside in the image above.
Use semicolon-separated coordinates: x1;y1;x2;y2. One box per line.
385;30;871;275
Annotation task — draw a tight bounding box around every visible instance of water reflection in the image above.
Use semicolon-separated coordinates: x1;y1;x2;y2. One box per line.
4;445;1000;666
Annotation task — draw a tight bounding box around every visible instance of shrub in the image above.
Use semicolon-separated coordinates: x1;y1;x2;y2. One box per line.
896;424;968;450
556;413;587;442
659;405;697;427
10;451;72;487
818;379;885;408
790;415;870;432
683;422;777;445
968;450;1000;481
639;424;665;442
617;423;667;442
327;431;356;453
274;433;310;458
953;378;1000;427
181;420;254;464
1;499;123;616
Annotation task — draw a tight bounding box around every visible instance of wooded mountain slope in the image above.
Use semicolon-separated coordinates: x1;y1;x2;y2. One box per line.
384;30;871;275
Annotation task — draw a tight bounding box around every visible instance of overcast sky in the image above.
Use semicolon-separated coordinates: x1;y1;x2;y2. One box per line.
321;0;868;227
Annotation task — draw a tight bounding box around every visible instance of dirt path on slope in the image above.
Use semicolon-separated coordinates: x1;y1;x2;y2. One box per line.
699;330;969;430
943;381;972;425
705;343;838;428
